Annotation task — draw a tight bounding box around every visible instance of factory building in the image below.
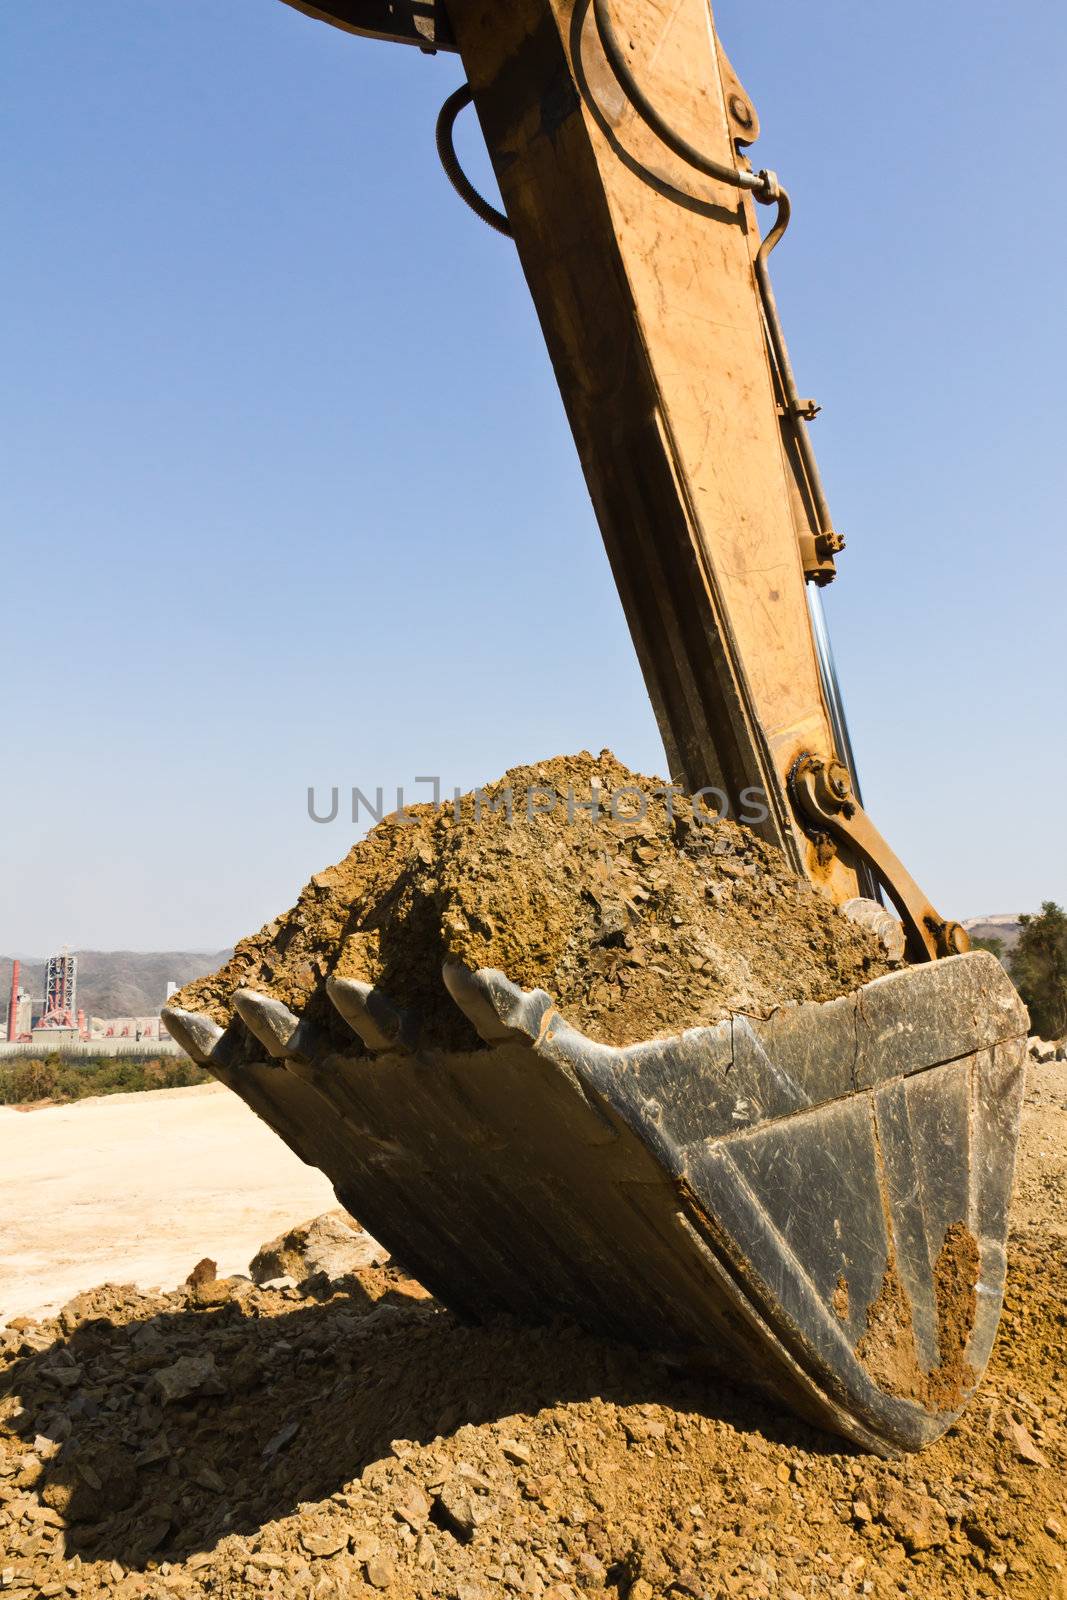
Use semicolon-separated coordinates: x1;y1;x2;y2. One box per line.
87;1015;166;1043
4;952;181;1052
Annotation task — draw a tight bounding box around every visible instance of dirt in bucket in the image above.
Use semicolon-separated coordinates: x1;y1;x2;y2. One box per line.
173;745;895;1049
172;751;892;1052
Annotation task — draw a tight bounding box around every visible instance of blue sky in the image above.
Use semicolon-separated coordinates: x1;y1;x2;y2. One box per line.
2;0;1064;955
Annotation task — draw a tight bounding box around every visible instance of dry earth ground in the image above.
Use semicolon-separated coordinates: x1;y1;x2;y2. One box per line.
0;1062;1063;1600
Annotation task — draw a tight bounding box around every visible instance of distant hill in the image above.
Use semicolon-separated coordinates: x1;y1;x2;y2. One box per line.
962;916;1022;954
0;950;231;1023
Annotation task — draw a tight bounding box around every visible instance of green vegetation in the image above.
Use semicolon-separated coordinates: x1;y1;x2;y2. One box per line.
970;935;1006;960
0;1053;209;1106
1011;901;1067;1042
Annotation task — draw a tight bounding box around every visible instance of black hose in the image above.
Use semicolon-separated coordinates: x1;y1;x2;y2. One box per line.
753;189;836;540
435;84;513;238
591;0;775;201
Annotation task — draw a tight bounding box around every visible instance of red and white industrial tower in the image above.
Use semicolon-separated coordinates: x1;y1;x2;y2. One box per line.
37;949;78;1030
6;961;19;1043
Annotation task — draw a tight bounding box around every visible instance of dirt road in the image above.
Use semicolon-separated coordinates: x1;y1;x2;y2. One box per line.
0;1083;334;1321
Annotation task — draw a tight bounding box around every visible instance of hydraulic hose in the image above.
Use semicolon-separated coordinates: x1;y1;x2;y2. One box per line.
435;84;512;238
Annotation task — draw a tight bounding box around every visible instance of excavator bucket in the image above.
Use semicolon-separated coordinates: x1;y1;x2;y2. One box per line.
164;949;1027;1455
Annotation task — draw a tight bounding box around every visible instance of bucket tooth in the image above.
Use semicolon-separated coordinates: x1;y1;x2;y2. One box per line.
326;976;416;1053
161;1006;225;1065
441;961;556;1044
232;989;318;1061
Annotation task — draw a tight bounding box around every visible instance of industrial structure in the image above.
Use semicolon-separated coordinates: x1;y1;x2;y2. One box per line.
2;951;179;1051
5;961;32;1044
87;1014;167;1043
37;949;77;1031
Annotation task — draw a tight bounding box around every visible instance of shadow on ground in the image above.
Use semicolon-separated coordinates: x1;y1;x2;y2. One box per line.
2;1279;847;1571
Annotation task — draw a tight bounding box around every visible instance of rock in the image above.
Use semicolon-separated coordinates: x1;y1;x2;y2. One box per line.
135;1433;170;1468
134;1507;174;1555
456;1462;493;1492
249;1211;389;1285
248;1552;289;1572
501;1438;532;1465
186;1257;218;1287
351;1533;382;1563
13;1454;42;1490
961;1514;997;1553
300;1530;348;1559
40;1360;82;1390
577;1552;606;1584
152;1354;226;1405
1003;1418;1050;1467
622;1418;666;1445
434;1481;479;1541
263;1420;300;1458
189;1275;249;1308
1029;1037;1057;1064
365;1551;396;1589
394;1482;432;1530
41;1444;138;1524
878;1487;950;1552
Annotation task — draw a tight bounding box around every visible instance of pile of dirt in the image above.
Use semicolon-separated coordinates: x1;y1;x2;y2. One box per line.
1;1061;1063;1600
173;751;892;1051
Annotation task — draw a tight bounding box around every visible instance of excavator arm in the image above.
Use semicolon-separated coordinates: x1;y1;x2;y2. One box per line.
278;0;965;962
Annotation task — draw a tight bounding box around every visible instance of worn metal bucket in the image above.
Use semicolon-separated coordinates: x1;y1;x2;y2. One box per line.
164;950;1026;1454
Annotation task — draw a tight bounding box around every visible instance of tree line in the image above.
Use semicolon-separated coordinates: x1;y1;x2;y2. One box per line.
972;901;1067;1042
